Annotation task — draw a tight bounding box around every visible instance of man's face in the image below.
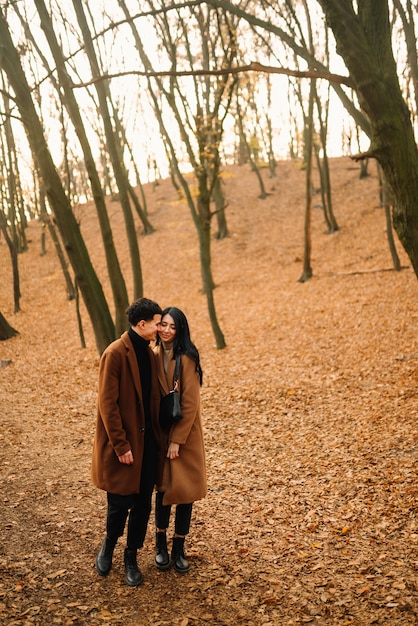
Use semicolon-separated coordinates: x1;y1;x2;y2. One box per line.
135;314;162;341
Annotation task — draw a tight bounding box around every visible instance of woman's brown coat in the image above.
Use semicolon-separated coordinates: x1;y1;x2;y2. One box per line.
154;346;207;505
91;332;165;496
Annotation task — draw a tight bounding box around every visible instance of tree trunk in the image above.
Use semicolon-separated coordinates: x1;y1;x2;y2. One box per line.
0;209;20;313
236;100;267;199
385;203;401;272
110;107;154;233
381;173;401;271
314;85;339;233
196;201;226;349
39;185;76;301
2;87;27;253
74;279;87;349
299;80;314;283
0;310;18;341
393;0;418;119
317;0;418;278
212;176;229;240
314;144;339;233
0;10;115;353
265;76;277;178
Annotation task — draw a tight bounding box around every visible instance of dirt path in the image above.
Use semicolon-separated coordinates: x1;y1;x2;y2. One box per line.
0;159;417;625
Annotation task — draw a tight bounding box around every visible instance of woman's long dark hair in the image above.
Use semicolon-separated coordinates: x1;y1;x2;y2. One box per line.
156;307;203;385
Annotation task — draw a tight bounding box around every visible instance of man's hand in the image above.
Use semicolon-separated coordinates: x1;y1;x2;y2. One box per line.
118;450;134;464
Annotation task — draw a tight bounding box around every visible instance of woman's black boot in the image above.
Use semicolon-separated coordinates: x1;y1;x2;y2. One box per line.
155;531;170;571
124;548;143;586
171;536;190;573
95;536;116;576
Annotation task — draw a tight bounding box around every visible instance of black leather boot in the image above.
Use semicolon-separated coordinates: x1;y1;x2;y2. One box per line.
95;537;116;576
155;531;170;571
171;536;190;574
124;548;143;586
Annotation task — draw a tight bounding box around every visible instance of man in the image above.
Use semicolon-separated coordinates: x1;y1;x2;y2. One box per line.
91;297;164;586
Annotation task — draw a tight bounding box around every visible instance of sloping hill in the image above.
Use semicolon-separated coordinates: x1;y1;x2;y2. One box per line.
0;158;417;625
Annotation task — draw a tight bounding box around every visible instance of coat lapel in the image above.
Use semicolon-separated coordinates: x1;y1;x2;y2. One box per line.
156;346;175;395
122;332;143;403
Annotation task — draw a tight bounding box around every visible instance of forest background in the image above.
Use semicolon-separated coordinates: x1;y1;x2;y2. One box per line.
0;2;417;625
0;0;418;350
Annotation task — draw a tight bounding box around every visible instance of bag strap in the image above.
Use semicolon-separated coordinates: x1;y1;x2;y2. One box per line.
174;353;181;383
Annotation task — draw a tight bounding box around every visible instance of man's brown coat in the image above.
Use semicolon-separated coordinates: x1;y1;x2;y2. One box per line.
91;332;165;496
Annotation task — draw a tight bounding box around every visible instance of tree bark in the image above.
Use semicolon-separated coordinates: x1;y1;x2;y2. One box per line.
393;0;418;119
39;185;76;301
299;79;314;283
381;172;401;271
196;198;226;349
0;209;20;313
236;99;267;199
212;175;229;240
1;86;27;253
0;310;18;341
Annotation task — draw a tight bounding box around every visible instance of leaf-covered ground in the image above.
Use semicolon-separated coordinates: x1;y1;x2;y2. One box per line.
0;159;417;625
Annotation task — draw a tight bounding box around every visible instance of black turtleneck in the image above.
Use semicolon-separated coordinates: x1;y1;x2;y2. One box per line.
128;327;152;426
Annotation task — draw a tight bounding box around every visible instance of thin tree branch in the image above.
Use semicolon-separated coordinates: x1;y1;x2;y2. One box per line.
70;61;352;88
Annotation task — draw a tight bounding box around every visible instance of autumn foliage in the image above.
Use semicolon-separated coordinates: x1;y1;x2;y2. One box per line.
0;159;416;625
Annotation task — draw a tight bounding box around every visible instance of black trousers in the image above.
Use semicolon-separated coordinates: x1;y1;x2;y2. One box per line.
155;490;193;536
106;434;157;550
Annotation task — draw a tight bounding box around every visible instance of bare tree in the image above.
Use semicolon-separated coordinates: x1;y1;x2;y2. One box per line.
317;0;418;277
31;0;129;336
0;9;115;353
71;0;145;299
298;78;315;283
119;0;238;348
206;0;418;277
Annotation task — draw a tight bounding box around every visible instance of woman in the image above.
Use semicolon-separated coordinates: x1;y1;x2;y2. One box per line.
153;307;207;573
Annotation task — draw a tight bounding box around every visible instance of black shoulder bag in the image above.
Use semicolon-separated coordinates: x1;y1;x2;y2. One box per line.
159;354;183;431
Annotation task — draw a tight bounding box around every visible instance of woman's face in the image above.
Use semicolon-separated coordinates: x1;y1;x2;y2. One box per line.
159;313;177;344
